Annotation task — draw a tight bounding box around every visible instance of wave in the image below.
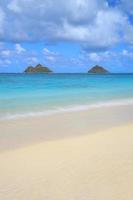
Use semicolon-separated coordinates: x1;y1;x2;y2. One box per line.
1;98;133;120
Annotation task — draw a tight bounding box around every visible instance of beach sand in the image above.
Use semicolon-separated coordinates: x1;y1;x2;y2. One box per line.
0;106;133;200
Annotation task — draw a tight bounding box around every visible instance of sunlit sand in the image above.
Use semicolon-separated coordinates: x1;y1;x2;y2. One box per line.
0;106;133;200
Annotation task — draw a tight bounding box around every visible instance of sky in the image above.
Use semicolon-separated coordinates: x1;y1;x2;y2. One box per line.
0;0;133;73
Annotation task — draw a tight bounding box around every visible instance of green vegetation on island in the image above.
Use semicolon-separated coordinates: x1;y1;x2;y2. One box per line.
24;64;52;73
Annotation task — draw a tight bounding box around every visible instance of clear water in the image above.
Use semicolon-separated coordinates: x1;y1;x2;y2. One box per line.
0;73;133;119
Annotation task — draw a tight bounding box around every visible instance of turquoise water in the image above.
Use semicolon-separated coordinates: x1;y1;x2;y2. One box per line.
0;73;133;119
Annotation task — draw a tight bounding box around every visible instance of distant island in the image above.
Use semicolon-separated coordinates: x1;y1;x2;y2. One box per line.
88;65;109;74
24;64;109;74
24;64;52;73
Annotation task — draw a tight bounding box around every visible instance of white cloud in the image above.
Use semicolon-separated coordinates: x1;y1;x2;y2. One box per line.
15;43;26;54
7;0;22;13
1;50;11;57
0;0;132;52
0;0;130;49
27;56;38;64
88;53;101;62
43;48;59;61
59;8;126;49
84;50;111;62
122;49;128;56
122;49;133;58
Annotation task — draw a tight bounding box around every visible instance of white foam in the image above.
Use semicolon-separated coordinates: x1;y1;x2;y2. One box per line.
1;98;133;121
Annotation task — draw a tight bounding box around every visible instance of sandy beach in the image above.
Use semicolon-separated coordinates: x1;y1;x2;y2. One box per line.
0;106;133;200
1;0;133;199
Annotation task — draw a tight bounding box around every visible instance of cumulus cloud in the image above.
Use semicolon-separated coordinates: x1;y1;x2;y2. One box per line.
61;8;126;50
83;50;112;63
0;0;131;50
15;43;26;54
88;52;101;62
121;49;133;58
1;50;11;57
27;56;38;64
5;0;107;46
43;48;59;61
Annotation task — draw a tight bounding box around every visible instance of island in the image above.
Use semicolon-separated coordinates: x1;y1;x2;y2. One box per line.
88;65;109;74
24;64;52;73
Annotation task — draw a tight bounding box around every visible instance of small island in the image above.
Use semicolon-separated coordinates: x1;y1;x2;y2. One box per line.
24;64;52;73
88;65;109;74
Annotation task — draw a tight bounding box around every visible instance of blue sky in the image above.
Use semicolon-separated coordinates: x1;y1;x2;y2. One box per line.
0;0;133;72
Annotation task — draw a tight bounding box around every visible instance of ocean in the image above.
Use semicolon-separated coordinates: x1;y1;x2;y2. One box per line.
0;73;133;120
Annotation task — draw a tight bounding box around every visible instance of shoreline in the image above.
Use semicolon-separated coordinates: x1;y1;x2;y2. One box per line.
0;104;133;199
1;104;133;152
1;98;133;121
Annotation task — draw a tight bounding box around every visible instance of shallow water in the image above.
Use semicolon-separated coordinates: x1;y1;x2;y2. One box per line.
0;73;133;119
